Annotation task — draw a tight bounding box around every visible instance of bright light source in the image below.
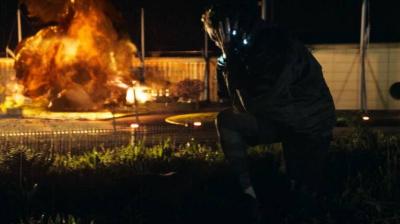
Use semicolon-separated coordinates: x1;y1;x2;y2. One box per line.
243;39;248;45
130;123;140;129
134;85;151;103
112;78;129;89
362;115;370;121
126;87;135;104
217;55;225;66
232;30;237;36
193;121;202;127
126;85;151;104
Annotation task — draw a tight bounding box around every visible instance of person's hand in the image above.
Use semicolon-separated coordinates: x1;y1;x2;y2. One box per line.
215;18;238;55
203;15;238;56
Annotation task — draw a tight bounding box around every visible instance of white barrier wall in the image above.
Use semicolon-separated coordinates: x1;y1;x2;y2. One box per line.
0;58;15;79
143;57;218;102
0;58;16;103
3;43;400;110
313;43;400;110
144;44;400;110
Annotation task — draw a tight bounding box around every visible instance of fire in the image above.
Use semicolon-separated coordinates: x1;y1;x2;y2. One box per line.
126;83;152;104
1;81;27;112
0;58;27;112
135;86;151;103
15;0;142;111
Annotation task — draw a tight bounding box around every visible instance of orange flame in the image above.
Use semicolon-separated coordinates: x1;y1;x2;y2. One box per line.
15;0;141;111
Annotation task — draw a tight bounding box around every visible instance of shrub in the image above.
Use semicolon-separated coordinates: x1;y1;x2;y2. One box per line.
175;79;205;103
20;214;91;224
1;128;400;224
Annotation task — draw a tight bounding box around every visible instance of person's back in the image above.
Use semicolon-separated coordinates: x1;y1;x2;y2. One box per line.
218;21;336;135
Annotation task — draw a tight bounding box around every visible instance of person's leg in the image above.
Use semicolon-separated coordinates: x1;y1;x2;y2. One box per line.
282;133;331;194
280;133;331;221
216;109;284;223
216;109;256;197
215;109;279;198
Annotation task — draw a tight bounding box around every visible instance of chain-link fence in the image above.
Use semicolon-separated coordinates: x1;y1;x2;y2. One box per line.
0;124;218;154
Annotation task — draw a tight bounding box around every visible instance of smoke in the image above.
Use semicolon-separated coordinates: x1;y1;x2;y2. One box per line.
15;0;141;111
19;0;122;24
19;0;71;24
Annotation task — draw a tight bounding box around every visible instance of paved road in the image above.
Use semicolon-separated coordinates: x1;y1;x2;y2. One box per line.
0;113;399;154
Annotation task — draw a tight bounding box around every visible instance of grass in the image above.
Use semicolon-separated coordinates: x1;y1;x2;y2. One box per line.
19;214;90;224
0;126;400;223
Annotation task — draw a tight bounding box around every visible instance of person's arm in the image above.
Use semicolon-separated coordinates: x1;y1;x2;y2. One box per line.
217;56;229;99
217;54;249;113
216;55;230;102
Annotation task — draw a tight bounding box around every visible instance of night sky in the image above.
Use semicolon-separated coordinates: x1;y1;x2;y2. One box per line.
1;0;400;56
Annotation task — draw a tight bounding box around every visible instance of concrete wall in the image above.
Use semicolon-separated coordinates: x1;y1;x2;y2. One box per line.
313;43;400;110
0;58;16;103
0;58;14;78
143;43;400;110
3;43;400;110
143;57;219;102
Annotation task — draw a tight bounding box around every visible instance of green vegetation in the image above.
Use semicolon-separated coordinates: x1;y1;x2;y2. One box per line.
19;214;91;224
0;127;400;223
175;79;205;103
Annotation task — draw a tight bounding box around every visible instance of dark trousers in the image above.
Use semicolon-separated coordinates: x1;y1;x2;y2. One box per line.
216;108;331;193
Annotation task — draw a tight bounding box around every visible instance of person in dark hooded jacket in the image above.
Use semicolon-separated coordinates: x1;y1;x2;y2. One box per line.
202;1;336;205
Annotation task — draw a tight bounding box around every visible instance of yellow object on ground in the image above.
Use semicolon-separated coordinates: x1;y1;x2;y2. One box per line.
165;112;218;126
22;107;129;120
